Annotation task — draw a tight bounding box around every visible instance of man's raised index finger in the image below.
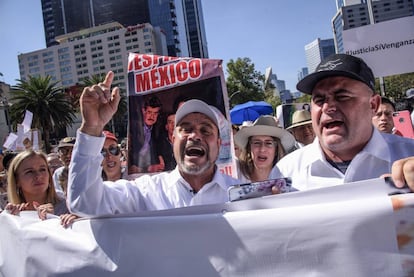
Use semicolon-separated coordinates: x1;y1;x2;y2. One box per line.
103;71;114;88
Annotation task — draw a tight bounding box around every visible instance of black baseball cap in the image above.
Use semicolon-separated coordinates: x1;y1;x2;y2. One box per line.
297;54;375;94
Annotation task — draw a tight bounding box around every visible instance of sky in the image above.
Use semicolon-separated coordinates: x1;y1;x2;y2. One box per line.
0;0;337;92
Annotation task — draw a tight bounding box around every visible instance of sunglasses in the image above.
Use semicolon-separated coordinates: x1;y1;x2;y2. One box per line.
101;145;121;157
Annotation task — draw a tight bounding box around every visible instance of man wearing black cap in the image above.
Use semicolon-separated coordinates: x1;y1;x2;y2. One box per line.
271;54;414;191
67;71;239;216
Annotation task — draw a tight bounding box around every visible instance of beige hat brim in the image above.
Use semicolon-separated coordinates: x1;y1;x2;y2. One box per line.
286;119;312;130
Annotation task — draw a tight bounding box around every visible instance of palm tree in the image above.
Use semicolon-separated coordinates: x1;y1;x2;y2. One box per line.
80;74;128;136
10;75;76;153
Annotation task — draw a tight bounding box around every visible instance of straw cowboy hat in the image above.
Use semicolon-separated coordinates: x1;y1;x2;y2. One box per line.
234;115;296;152
286;110;312;130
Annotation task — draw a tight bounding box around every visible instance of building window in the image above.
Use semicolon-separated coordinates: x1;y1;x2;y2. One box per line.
58;47;69;54
27;55;39;61
59;53;70;60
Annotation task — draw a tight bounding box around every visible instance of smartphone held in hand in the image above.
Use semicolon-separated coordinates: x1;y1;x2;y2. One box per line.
392;110;414;138
228;178;292;202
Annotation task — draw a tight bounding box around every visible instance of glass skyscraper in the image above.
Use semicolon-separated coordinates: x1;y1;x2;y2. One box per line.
41;0;208;58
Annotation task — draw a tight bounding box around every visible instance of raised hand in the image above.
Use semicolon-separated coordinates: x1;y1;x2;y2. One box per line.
80;71;121;136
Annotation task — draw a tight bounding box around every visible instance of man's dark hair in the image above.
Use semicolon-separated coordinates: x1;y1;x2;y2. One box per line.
381;97;396;111
144;96;162;109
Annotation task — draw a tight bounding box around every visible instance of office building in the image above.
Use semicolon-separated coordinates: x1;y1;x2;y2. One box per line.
41;0;150;47
182;0;208;58
265;67;285;97
148;0;188;57
41;0;208;58
297;67;309;81
264;67;292;103
304;38;336;73
18;22;168;91
333;0;414;53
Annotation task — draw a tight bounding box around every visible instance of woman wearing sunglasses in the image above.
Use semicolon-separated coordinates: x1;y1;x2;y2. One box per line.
101;131;127;181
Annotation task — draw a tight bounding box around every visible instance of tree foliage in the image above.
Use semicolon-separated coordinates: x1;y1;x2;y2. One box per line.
226;58;265;108
10;75;76;153
375;72;414;101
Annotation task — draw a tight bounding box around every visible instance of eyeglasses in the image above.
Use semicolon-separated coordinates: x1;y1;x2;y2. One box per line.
250;140;277;149
375;111;394;118
101;145;121;157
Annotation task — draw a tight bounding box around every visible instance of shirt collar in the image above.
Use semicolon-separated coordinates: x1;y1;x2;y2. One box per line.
171;166;229;193
305;128;389;166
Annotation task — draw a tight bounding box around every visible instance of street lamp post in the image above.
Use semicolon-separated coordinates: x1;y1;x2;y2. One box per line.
229;91;241;108
0;98;11;133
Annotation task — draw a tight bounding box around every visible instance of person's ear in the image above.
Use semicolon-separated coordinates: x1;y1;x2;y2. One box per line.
370;94;381;113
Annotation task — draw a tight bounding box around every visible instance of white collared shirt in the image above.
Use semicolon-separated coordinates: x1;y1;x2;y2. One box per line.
68;131;240;217
270;129;414;191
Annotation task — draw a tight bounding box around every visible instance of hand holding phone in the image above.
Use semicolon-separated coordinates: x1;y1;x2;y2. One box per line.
228;178;292;202
393;110;414;138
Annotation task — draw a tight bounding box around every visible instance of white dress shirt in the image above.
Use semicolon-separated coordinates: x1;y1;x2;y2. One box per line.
52;166;65;195
68;131;240;217
270;129;414;191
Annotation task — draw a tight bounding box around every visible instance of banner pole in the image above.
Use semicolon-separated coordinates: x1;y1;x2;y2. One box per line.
379;76;385;96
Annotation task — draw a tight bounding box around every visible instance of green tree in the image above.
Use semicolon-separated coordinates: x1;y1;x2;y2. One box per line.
295;93;312;104
10;75;76;153
226;57;265;108
380;72;414;101
80;74;128;136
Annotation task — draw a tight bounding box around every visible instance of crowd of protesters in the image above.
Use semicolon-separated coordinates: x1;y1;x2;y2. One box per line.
1;53;414;228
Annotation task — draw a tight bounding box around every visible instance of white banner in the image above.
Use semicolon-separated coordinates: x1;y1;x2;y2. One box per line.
1;178;413;276
343;16;414;77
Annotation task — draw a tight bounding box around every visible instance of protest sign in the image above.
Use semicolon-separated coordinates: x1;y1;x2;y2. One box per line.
343;16;414;77
126;53;236;178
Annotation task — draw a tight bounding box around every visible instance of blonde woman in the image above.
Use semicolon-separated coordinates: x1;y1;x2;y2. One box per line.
5;150;77;227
